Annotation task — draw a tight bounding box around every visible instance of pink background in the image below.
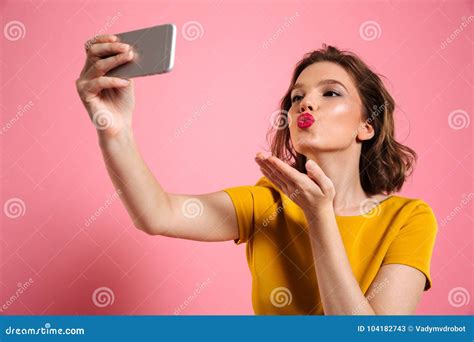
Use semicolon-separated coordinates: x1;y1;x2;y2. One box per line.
1;0;472;315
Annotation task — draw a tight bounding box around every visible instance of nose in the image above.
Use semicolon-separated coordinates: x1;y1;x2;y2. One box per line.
299;97;314;113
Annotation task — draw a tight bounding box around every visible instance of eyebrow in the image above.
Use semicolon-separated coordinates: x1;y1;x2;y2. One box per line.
290;79;348;93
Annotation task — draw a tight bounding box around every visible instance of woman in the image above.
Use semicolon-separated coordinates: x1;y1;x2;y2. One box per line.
76;35;438;315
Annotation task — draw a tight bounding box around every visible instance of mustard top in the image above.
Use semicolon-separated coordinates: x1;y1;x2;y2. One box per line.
223;176;438;315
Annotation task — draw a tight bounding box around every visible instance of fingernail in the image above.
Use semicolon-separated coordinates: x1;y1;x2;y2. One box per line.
306;159;316;169
128;50;134;58
119;78;130;85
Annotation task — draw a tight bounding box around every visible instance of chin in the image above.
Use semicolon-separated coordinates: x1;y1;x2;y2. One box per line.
292;137;319;151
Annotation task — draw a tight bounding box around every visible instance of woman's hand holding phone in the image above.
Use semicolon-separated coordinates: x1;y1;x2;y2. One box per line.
76;34;136;140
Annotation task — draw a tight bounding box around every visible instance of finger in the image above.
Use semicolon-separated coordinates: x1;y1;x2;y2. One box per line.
257;158;288;186
256;158;288;192
305;159;333;194
255;154;288;181
261;155;302;187
82;76;130;95
259;166;287;193
84;34;117;51
82;35;120;75
85;50;134;79
87;42;130;58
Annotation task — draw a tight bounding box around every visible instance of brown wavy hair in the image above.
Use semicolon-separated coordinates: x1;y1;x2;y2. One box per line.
266;44;417;196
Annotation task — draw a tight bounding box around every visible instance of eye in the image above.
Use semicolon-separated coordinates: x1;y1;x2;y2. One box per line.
291;95;302;103
324;90;340;97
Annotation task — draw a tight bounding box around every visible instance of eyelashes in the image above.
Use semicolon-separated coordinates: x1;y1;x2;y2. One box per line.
290;90;341;103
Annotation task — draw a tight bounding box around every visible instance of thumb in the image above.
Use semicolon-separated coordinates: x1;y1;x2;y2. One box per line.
305;159;334;194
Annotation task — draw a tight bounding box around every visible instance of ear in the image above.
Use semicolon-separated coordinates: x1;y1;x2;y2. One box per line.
356;120;375;141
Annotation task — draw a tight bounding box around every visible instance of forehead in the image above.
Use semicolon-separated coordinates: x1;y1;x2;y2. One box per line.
295;61;356;92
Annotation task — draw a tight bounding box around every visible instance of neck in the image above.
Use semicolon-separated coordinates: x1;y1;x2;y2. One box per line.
304;144;369;211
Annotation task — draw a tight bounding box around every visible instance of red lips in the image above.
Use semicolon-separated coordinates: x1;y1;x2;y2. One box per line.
297;113;315;128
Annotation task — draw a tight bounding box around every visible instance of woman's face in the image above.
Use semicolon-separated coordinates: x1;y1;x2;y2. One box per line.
288;61;372;155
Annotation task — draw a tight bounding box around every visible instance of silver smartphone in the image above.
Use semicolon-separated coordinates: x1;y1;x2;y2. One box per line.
106;23;176;78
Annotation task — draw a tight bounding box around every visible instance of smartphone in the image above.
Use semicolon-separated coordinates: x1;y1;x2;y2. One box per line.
106;23;176;78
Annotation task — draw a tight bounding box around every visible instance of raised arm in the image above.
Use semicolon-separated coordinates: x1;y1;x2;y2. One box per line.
76;34;239;242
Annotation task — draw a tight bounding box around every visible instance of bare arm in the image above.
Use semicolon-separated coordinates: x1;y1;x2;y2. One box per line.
99;130;238;241
76;34;239;241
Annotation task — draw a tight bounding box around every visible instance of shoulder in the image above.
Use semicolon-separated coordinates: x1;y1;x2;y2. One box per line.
386;195;438;233
389;195;436;216
223;176;282;211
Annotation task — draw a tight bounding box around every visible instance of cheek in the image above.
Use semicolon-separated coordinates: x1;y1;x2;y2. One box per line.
288;101;361;140
331;102;356;118
324;102;361;130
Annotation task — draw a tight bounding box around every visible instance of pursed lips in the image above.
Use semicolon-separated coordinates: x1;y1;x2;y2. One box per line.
297;112;315;128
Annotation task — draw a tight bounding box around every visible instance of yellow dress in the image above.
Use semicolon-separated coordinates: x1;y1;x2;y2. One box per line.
223;176;438;315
